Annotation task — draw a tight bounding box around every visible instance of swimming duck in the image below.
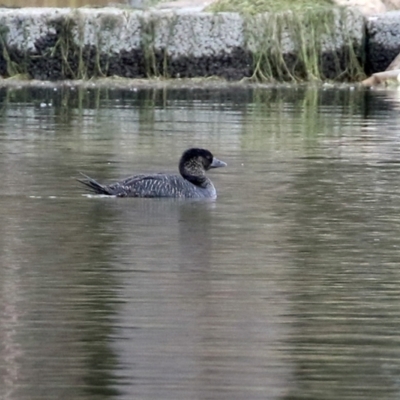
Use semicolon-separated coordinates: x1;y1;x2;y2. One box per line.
78;148;227;199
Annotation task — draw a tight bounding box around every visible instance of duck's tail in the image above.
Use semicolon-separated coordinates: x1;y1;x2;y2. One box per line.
77;172;113;195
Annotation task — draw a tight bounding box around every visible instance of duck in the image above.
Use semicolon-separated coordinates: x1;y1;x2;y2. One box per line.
78;148;227;199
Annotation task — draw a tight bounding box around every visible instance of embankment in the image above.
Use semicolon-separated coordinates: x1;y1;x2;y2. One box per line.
0;7;398;81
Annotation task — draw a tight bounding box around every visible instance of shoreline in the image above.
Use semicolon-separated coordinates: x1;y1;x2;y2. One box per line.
0;7;398;83
0;76;364;89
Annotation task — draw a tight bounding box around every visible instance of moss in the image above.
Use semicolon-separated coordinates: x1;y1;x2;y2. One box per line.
99;14;121;32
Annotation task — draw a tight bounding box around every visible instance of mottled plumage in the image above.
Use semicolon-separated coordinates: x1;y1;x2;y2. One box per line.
78;148;227;199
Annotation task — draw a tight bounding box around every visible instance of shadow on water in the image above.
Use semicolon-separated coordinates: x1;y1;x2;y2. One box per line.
2;85;400;399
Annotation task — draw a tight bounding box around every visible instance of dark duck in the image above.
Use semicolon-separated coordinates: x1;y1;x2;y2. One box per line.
78;148;227;199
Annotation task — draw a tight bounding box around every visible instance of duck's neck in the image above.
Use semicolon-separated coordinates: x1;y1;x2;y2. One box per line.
179;160;212;189
182;172;211;188
179;161;210;188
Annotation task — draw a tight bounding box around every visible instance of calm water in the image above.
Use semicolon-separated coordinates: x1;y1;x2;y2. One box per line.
1;85;400;400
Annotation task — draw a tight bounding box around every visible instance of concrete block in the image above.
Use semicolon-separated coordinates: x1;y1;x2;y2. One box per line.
151;12;244;58
70;8;143;54
0;7;367;81
0;8;70;52
367;10;400;72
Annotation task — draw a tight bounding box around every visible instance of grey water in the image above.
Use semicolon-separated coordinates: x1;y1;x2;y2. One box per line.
1;84;400;400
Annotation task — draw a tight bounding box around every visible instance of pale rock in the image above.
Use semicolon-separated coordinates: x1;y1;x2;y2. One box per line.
383;0;400;10
333;0;386;15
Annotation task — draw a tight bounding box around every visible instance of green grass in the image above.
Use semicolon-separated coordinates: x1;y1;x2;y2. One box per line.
205;0;364;82
207;0;335;15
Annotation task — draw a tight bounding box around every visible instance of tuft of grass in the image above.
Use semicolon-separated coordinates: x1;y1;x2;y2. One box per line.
207;0;365;82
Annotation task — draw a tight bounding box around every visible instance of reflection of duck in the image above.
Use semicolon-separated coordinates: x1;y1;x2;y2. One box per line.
78;148;227;199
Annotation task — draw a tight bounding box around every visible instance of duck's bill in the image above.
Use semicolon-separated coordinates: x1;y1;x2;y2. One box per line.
210;157;227;168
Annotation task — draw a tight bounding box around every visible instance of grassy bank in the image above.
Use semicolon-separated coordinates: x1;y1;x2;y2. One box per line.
207;0;335;15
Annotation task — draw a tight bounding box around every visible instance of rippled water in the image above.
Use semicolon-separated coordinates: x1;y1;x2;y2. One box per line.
1;85;400;400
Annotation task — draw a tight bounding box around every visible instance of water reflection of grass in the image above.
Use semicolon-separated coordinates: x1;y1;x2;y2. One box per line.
240;87;366;153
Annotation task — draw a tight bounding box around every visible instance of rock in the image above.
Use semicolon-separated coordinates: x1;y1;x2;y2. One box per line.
333;0;386;15
361;68;400;85
366;10;400;72
384;0;400;10
154;0;218;12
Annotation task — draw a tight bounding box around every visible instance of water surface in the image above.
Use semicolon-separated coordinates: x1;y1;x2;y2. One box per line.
1;86;400;400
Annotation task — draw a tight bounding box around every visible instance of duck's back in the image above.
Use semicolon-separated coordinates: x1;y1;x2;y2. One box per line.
108;174;216;198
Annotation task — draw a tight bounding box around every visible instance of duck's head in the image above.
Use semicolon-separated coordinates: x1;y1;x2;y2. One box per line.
179;148;227;178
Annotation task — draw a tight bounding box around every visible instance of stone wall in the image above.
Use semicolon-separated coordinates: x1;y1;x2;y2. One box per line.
0;7;396;81
366;10;400;72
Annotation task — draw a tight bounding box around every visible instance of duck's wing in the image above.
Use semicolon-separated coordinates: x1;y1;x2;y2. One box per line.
109;174;186;198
